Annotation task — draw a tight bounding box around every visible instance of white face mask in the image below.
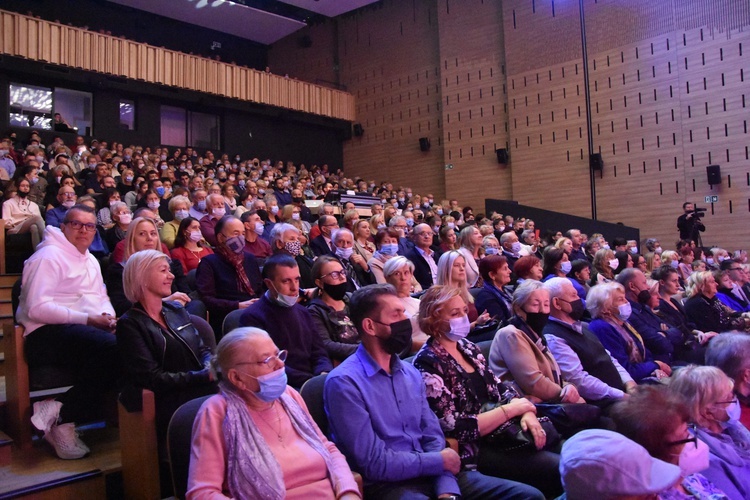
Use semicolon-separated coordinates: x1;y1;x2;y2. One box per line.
254;222;265;236
270;205;279;215
655;246;663;254
271;283;298;307
511;241;522;254
147;200;160;210
445;315;471;342
677;438;710;476
212;207;226;218
561;260;572;274
609;258;620;270
118;213;132;225
188;230;203;242
336;246;354;260
616;302;632;321
291;213;300;220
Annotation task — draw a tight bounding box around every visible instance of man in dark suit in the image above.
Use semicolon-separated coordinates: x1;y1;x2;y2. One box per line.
310;214;339;257
389;215;414;256
405;223;439;290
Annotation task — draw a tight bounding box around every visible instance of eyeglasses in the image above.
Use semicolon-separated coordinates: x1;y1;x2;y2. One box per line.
320;269;347;280
236;350;288;367
713;396;738;407
65;220;98;232
666;424;698;447
61;192;77;198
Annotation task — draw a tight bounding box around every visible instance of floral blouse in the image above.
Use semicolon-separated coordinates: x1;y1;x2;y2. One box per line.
659;473;728;499
413;337;521;465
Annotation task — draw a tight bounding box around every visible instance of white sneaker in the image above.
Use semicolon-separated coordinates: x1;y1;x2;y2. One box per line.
44;423;90;460
31;399;63;433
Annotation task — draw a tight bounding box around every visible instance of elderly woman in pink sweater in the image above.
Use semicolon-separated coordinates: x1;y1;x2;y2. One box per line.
187;327;360;500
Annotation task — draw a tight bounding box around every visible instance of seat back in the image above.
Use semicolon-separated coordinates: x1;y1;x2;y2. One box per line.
189;314;216;352
476;339;493;360
221;308;245;338
167;395;212;499
299;373;329;437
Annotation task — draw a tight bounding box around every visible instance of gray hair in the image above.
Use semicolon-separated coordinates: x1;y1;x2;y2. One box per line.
512;279;546;311
499;232;516;245
383;256;415;278
521;229;535;243
543;276;573;299
270;222;299;249
332;227;354;245
615;268;641;288
668;365;734;427
207;193;224;207
586;282;625;319
122;249;170;304
168;194;191;212
211;327;271;379
388;215;406;227
109;201;128;215
705;333;750;381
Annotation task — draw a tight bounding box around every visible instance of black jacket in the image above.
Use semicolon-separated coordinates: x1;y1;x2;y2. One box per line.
404;246;439;290
117;301;216;436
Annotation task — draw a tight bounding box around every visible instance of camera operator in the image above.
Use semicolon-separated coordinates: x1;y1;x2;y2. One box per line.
677;202;705;245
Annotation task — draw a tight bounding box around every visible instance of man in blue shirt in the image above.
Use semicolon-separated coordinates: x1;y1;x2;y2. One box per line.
324;283;543;499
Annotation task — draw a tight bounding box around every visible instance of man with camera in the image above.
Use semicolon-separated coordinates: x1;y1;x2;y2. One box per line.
677;202;706;245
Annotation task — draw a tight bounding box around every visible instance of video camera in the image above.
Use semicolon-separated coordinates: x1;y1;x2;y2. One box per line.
691;206;707;218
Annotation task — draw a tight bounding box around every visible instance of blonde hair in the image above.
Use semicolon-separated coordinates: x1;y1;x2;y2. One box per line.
436;250;473;304
685;271;713;299
123;217;163;261
418;285;462;337
122;249;170;303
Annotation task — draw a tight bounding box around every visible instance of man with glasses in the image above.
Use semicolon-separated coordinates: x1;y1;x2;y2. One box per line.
310;215;339;257
405;223;440;289
720;259;750;308
239;254;332;388
17;204;120;460
388;215;414;256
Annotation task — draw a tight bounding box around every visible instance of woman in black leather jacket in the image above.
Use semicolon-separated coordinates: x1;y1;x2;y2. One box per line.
116;249;217;440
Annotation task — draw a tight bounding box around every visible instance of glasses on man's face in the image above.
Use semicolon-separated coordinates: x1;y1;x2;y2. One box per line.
236;349;288;367
320;269;347;280
666;423;698;448
61;192;77;199
65;220;98;232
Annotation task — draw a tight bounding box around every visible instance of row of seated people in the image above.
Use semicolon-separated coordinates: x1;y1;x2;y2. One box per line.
17;202;750;498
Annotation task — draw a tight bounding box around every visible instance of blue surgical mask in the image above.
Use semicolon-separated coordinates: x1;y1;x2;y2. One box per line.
380;243;399;256
248;367;288;403
197;200;207;211
174;209;189;221
155;186;165;197
485;247;499;255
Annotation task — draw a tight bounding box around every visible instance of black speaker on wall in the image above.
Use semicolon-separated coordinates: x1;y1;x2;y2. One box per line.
353;123;364;136
419;137;430;151
707;164;721;185
496;148;509;164
590;153;604;171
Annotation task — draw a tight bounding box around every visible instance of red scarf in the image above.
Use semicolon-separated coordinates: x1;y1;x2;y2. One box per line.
215;243;256;297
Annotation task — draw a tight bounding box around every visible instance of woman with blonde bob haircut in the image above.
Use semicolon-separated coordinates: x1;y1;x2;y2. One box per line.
412;285;552;498
437;250;491;330
668;365;750;499
117;249;215;442
187;327;360;499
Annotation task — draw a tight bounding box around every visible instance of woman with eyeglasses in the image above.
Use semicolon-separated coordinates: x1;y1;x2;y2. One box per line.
117;250;217;445
610;385;728;499
187;327;361;499
668;366;750;499
307;256;359;363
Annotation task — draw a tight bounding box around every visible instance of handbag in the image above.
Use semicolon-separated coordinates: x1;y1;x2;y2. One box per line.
480;402;561;452
534;403;601;438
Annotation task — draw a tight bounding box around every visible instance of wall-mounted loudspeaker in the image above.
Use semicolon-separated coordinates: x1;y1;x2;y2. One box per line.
419;137;430;151
496;148;509;164
353;123;364;137
590;153;604;171
706;164;721;185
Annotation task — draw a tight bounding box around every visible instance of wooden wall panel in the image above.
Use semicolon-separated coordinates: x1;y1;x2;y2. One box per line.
337;0;446;198
437;0;511;211
0;9;354;121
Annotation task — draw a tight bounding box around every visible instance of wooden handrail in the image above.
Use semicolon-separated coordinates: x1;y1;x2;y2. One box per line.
0;10;355;121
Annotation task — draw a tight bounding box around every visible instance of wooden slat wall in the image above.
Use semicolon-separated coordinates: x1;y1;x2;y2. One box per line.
437;0;512;211
0;9;354;121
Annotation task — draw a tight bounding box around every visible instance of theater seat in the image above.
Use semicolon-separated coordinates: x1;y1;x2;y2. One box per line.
167;395;213;499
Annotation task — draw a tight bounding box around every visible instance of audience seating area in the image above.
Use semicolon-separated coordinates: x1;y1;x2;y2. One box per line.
1;129;750;499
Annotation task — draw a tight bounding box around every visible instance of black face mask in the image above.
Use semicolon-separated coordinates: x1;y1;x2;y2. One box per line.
323;281;348;301
17;190;28;198
292;196;304;204
524;311;549;333
636;289;651;305
373;318;413;355
562;298;585;321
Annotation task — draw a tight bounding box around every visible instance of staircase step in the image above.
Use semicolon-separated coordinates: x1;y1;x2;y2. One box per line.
0;275;20;287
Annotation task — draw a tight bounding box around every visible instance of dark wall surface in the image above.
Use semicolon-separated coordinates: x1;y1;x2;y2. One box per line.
0;56;346;168
485;199;640;245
